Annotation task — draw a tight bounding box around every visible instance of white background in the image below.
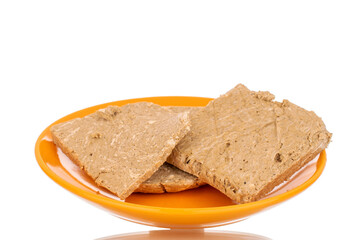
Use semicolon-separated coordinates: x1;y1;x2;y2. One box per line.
1;0;359;239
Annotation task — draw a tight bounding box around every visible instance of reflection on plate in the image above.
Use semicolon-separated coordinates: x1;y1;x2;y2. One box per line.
97;229;271;240
35;96;327;228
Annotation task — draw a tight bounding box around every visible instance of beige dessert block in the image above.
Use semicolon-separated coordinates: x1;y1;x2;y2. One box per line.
135;162;206;193
51;102;191;200
168;84;332;203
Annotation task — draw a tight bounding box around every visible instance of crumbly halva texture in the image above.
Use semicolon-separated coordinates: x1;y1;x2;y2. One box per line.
168;84;332;204
51;102;191;200
135;162;206;193
135;106;206;193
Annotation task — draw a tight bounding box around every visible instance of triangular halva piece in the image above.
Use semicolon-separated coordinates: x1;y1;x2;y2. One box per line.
168;84;331;203
135;162;206;193
51;102;190;200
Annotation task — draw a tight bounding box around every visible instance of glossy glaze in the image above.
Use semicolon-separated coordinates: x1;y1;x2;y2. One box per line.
35;96;327;228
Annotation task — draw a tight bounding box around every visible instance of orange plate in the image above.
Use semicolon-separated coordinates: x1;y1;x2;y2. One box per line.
35;96;327;228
